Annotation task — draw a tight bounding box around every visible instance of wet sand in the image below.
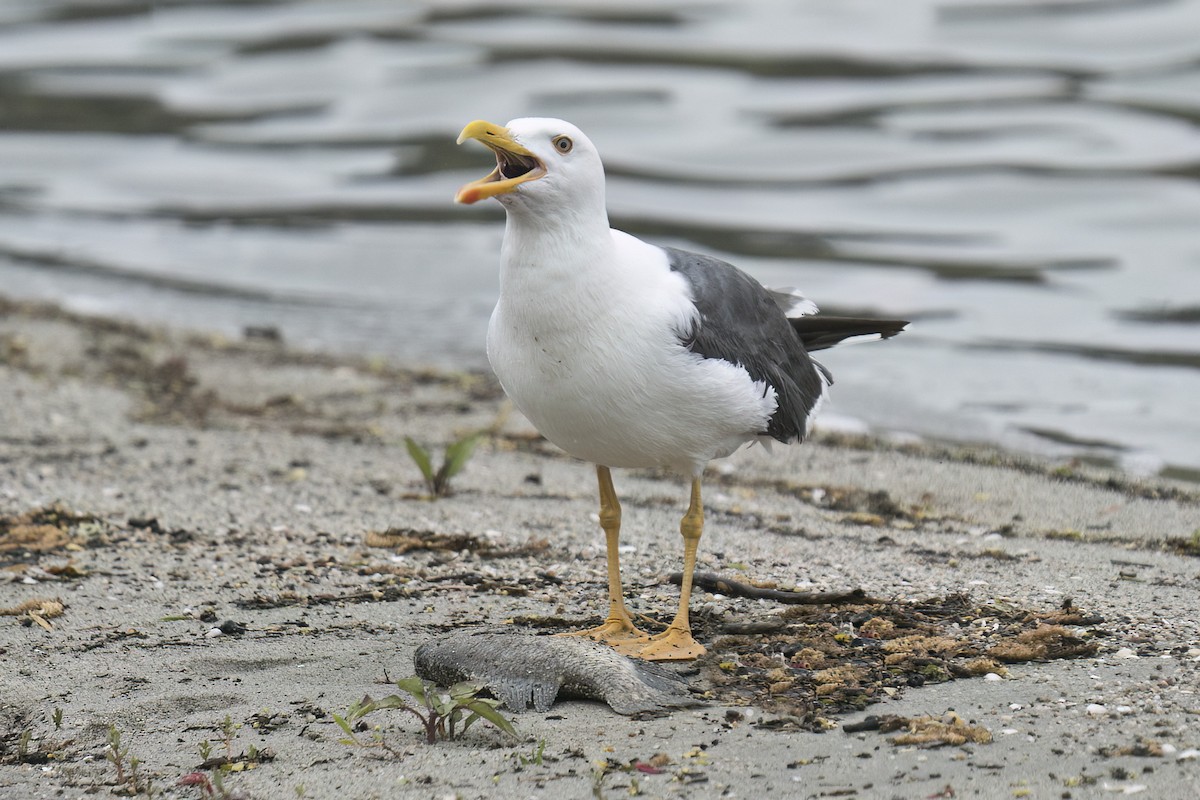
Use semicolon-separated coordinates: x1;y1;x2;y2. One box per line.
1;297;1198;799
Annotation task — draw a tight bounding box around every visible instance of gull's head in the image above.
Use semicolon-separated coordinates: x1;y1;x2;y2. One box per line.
454;117;604;212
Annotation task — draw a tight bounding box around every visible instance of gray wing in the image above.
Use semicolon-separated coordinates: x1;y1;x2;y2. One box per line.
665;246;827;443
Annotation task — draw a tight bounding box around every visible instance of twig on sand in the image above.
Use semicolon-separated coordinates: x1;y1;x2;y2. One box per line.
667;572;879;605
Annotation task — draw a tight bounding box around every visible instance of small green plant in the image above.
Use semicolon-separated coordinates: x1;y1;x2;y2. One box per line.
9;711;73;766
194;714;271;775
512;738;546;769
105;726;128;784
194;716;232;767
182;713;265;800
218;715;239;762
105;725;155;797
334;676;515;751
404;432;482;497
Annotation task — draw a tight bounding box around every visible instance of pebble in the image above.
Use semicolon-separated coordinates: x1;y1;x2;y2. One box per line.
1112;647;1139;659
984;672;1003;681
1101;783;1146;794
1086;703;1107;716
1178;749;1200;761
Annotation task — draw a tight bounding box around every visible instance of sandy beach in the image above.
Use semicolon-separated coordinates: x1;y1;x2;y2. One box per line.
1;296;1198;799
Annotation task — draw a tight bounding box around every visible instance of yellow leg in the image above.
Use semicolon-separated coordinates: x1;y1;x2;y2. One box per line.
557;466;650;644
620;478;707;661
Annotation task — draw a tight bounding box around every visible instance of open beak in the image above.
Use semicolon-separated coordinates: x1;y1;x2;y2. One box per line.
454;120;546;204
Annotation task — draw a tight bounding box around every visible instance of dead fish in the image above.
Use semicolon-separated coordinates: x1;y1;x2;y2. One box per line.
413;630;699;715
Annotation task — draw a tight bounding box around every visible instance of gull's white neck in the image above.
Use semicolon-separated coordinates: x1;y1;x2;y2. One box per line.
497;195;615;294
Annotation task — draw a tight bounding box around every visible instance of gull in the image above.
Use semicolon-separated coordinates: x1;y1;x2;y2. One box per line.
456;117;906;660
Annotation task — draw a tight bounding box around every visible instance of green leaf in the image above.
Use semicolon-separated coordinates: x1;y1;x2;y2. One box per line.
365;694;412;712
393;677;430;705
441;433;481;483
343;694;379;722
404;437;435;485
449;682;482;701
464;701;517;737
333;714;354;737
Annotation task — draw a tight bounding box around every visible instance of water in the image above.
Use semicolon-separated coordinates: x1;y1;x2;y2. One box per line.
0;0;1198;480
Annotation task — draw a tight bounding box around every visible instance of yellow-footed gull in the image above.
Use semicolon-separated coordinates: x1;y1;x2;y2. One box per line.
455;117;907;661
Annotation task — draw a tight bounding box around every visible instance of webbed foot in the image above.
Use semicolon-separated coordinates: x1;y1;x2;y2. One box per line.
556;614;651;645
618;625;705;661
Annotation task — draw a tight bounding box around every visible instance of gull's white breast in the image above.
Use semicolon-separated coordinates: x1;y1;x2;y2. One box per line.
487;230;777;476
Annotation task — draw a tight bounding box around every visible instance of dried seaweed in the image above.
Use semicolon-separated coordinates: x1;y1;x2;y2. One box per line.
696;593;1105;731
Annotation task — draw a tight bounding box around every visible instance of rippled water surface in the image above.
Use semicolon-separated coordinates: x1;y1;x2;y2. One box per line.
1;0;1198;478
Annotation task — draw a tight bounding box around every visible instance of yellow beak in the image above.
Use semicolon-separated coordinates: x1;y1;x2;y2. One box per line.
454;120;546;204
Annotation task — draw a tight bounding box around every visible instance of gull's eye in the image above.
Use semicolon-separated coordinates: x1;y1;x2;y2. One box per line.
553;135;573;154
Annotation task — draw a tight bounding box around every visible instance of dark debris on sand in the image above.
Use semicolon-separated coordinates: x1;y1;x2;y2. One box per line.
691;593;1104;731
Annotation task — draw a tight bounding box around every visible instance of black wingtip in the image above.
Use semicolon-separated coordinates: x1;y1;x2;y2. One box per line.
789;316;909;352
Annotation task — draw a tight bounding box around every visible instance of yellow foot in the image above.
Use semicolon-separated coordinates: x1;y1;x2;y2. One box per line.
556;618;650;646
622;627;706;661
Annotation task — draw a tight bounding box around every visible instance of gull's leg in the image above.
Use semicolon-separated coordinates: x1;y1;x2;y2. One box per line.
621;477;707;661
558;465;650;644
